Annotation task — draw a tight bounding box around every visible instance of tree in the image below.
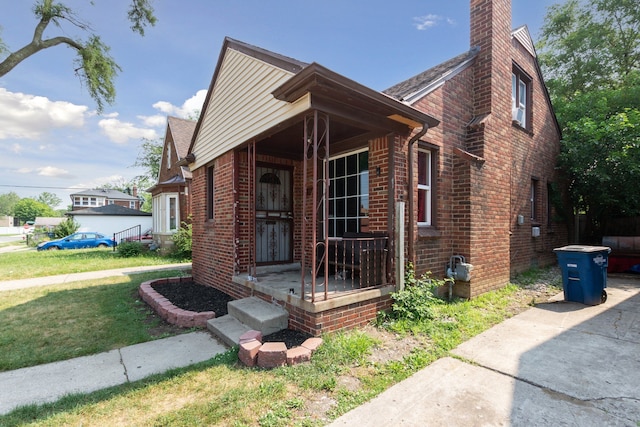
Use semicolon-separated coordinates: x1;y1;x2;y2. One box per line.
0;192;21;216
539;0;640;242
538;0;640;100
0;0;156;112
37;192;62;210
131;137;163;212
13;198;55;223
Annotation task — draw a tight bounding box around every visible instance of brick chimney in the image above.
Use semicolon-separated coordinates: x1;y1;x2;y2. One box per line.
470;0;512;120
132;185;138;197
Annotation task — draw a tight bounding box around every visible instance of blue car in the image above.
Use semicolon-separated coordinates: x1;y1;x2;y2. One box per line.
37;232;115;251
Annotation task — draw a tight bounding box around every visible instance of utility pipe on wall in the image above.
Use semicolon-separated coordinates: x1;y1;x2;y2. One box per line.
407;124;429;265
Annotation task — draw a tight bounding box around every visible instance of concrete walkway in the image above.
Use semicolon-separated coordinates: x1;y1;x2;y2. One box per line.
0;332;227;415
0;263;192;291
0;263;231;416
2;267;639;423
330;275;640;426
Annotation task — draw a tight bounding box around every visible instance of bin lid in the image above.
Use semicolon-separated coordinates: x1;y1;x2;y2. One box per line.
553;245;611;253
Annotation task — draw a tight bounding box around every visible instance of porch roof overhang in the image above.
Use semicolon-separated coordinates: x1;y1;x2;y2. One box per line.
238;63;440;160
272;63;440;132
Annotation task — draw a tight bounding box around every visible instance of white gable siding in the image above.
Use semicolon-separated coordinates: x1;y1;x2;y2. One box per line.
192;48;310;169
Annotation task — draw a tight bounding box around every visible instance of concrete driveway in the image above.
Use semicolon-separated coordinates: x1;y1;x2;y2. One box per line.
330;275;640;426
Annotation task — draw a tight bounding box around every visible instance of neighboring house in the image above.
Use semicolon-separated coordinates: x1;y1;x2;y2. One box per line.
148;116;196;249
182;0;567;336
70;188;142;211
66;204;152;239
34;217;65;230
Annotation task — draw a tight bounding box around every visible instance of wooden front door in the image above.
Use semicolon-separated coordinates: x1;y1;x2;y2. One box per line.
255;165;293;264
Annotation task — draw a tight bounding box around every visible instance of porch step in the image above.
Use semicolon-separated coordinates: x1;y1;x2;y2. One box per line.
207;297;289;347
207;315;252;347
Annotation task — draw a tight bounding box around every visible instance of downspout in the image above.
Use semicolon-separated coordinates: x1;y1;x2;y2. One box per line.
407;124;429;266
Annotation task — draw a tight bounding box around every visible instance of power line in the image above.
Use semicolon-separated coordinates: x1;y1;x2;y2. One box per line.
0;184;92;190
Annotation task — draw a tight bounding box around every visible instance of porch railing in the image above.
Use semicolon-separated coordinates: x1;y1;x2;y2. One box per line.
112;225;141;251
320;233;389;291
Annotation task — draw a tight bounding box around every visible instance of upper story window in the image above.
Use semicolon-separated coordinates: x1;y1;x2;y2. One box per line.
73;196;105;207
512;65;532;131
129;201;136;209
167;146;172;169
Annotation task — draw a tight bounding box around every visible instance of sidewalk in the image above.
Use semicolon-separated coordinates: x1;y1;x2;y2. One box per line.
329;275;640;426
0;332;227;415
0;263;192;291
0;263;228;416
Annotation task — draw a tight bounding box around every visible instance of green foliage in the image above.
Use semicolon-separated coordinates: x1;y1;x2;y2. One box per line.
538;0;640;99
0;192;20;216
117;241;145;258
382;263;449;322
53;217;79;238
36;191;62;210
76;36;121;113
172;221;192;258
0;1;157;111
13;198;55;223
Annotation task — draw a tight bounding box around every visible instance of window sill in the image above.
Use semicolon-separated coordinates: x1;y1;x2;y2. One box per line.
418;226;441;239
204;220;215;229
512;121;534;136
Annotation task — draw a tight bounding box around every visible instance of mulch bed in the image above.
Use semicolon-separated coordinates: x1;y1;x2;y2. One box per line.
151;280;313;347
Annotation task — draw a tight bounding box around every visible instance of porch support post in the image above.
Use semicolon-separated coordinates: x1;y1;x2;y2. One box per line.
248;141;256;278
301;110;330;302
396;201;405;291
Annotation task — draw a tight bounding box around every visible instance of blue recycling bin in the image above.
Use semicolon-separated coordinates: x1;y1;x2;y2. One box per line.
553;245;611;305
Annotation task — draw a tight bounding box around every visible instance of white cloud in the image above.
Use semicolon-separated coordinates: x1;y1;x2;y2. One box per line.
138;114;167;128
98;117;159;144
413;14;455;30
38;166;74;178
0;88;88;140
11;143;23;154
150;89;207;120
15;165;74;178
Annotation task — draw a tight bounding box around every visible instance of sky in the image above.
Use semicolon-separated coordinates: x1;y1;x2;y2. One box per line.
0;0;559;209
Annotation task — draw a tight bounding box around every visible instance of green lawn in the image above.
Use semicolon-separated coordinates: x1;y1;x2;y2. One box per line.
0;270;189;372
0;268;561;426
0;247;189;281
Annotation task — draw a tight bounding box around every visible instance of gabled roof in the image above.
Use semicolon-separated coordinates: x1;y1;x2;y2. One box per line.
168;116;196;159
187;37;440;168
383;47;480;103
511;25;536;58
70;188;138;200
67;205;151;216
167;116;196;180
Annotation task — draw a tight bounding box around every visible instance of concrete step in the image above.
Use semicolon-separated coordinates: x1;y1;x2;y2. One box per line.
207;315;252;347
228;296;289;336
207;297;289;347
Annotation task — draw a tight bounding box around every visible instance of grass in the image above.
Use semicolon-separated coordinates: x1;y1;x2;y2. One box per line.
0;265;560;425
0;270;189;372
0;247;189;280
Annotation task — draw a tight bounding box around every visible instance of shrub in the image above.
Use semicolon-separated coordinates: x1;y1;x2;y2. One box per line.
171;221;192;258
383;263;450;322
117;241;145;257
53;217;80;238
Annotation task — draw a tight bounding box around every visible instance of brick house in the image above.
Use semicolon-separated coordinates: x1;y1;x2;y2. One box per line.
183;0;567;335
70;188;142;211
148;116;197;249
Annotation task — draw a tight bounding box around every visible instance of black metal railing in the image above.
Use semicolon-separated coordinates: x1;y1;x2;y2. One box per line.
112;225;142;251
325;233;389;289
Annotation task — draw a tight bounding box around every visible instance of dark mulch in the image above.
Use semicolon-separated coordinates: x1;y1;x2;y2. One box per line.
152;280;233;315
151;280;313;347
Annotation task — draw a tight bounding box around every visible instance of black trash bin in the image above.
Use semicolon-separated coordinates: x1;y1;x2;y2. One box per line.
553;245;611;305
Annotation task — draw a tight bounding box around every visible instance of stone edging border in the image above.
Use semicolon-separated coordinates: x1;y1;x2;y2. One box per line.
139;276;216;328
238;330;323;368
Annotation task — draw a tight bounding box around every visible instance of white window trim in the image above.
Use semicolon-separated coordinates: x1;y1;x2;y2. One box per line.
417;148;432;226
167;194;179;232
326;148;369;238
512;72;528;129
